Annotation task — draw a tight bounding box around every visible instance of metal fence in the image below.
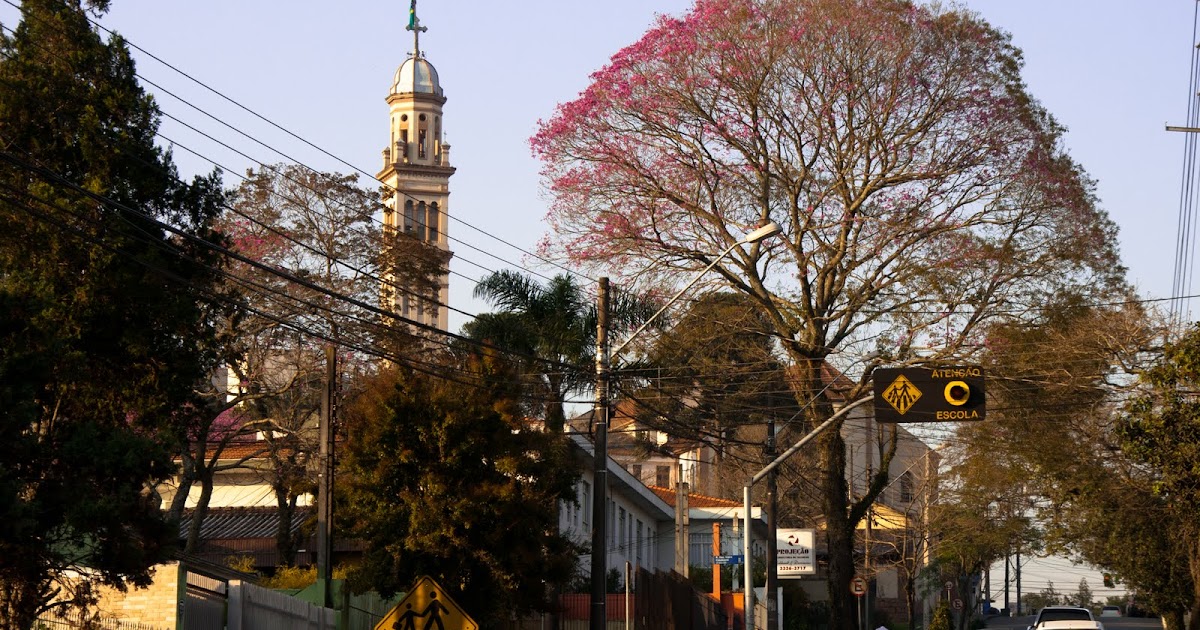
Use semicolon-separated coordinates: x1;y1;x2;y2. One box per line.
513;568;731;630
34;613;168;630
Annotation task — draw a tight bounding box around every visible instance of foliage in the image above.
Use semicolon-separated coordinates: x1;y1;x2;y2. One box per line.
0;0;229;627
339;348;581;625
929;601;952;630
1069;578;1094;609
220;557;348;589
944;301;1174;619
629;292;796;493
532;1;1128;628
1023;582;1063;612
464;270;656;433
1119;323;1200;630
207;163;438;565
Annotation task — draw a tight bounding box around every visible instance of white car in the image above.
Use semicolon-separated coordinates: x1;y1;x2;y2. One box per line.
1028;606;1105;630
1100;606;1121;618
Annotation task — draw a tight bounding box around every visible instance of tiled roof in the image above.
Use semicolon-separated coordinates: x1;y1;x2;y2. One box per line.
646;485;741;509
178;506;310;540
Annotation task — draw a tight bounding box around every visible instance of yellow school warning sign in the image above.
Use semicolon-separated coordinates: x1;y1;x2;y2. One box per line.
374;576;478;630
881;373;921;416
872;366;986;423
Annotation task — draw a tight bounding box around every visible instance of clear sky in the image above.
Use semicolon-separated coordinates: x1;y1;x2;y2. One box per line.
3;1;1182;333
1;0;1181;605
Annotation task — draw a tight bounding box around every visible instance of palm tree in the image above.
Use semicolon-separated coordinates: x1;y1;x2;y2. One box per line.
464;270;655;434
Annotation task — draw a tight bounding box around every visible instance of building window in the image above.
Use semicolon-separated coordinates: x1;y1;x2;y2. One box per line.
619;508;626;553
631;464;642;481
427;202;439;242
608;499;615;546
582;481;591;526
636;520;643;563
900;471;914;503
418;128;427;159
655;465;670;487
416;201;427;240
403;200;415;233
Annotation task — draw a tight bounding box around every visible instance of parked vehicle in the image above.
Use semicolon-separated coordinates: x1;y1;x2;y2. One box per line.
1100;606;1121;618
1028;606;1105;630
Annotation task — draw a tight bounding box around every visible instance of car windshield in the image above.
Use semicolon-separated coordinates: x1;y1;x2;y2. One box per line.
1041;610;1092;622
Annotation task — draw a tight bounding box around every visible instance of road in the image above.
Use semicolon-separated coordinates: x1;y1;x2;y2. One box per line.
987;616;1161;630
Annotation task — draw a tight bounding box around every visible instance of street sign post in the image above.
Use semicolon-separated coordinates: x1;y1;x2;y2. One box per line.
375;576;479;630
713;555;744;565
872;366;986;423
850;576;867;597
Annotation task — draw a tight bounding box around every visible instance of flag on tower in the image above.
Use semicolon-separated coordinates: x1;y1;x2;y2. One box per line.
408;0;417;30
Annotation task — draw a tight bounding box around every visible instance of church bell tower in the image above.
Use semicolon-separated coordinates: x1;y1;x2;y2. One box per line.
378;1;454;332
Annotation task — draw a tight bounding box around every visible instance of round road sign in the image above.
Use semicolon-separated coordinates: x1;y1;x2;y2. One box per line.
953;599;963;611
850;576;867;596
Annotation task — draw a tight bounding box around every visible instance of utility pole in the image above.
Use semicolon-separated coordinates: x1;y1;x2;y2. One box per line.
1004;550;1010;615
316;345;336;608
744;396;875;630
985;563;991;615
590;278;610;630
766;418;778;630
1015;544;1022;616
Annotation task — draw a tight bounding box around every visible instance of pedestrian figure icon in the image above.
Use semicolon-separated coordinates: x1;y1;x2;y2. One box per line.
422;591;450;630
373;576;478;630
882;373;922;415
393;604;422;630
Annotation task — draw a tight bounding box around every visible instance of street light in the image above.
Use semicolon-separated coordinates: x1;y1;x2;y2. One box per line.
590;221;783;630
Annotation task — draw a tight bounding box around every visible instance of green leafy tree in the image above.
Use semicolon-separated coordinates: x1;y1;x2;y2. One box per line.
929;601;952;630
464;270;655;433
0;0;228;627
533;1;1128;626
1071;578;1094;610
632;292;792;445
339;348;581;626
953;302;1184;621
1024;582;1063;612
1119;323;1200;630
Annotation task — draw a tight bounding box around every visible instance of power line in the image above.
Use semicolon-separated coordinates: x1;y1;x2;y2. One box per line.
71;1;598;286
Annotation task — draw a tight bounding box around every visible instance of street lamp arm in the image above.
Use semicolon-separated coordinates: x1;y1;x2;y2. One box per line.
752;394;874;485
609;221;781;360
609;241;741;360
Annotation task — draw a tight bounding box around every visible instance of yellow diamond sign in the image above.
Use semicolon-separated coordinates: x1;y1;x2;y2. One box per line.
882;374;922;416
375;576;478;630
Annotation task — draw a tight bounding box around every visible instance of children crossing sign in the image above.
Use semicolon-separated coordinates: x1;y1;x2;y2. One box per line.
375;576;478;630
872;366;986;423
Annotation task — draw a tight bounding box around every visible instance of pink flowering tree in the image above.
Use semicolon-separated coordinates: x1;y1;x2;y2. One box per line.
532;0;1127;626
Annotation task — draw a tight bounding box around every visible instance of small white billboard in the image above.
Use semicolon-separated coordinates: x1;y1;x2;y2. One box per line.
777;528;816;577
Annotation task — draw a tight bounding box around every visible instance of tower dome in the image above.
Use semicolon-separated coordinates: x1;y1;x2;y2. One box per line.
391;56;442;97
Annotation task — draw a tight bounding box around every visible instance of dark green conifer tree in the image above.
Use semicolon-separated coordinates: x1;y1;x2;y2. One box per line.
340;348;580;627
0;1;228;627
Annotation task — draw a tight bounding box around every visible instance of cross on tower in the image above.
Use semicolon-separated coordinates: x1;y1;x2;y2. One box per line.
406;0;428;58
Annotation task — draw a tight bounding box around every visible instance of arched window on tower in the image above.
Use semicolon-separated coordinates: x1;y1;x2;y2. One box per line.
418;113;427;159
398;114;410;163
403;200;415;234
416;201;427;240
427;202;439;243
